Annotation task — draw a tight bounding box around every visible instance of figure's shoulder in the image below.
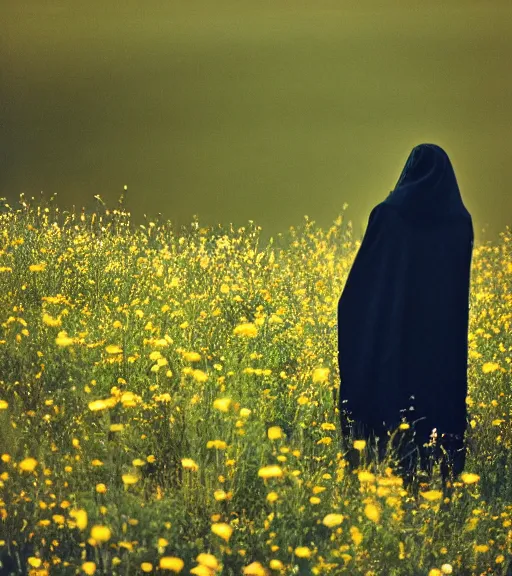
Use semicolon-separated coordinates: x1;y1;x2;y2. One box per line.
370;201;406;226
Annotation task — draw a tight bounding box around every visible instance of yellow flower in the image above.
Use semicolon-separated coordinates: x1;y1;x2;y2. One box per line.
461;473;480;485
192;370;208;383
233;323;258;338
358;471;376;483
96;483;107;494
428;570;442;576
294;546;311;558
214;490;227;501
474;544;489;553
55;333;74;347
321;423;336;431
82;562;96;575
19;457;38;472
181;458;199;471
268;426;283;440
196;553;219;570
211;523;233;542
399;422;410;430
243;562;266;576
213;398;231;412
141;563;153;573
441;564;453;574
29;263;46;272
121;473;139;485
183;351;201;362
206;440;227;450
482;362;500;373
0;400;8;410
69;508;88;530
269;560;283;570
190;567;211;576
28;557;42;568
353;440;366;451
350;526;363;546
239;408;252;418
420;490;443;502
42;313;62;327
105;345;123;354
132;458;146;467
88;399;109;412
90;525;111;543
267;491;279;503
159;557;184;572
364;502;381;523
317;437;332;445
110;423;124;432
322;513;344;528
312;367;330;383
258;465;283;479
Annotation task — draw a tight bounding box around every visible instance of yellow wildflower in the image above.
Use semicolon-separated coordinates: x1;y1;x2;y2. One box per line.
364;502;381;523
322;513;344;527
159;557;184;572
268;426;283;440
312;367;329;383
105;345;123;354
233;323;258;338
213;398;231;412
82;562;96;575
258;465;283;479
90;525;111;543
461;473;480;484
243;562;266;576
420;490;443;502
121;473;139;485
211;523;233;541
19;457;38;472
196;553;219;570
295;546;311;558
181;458;199;471
69;508;88;530
353;440;366;451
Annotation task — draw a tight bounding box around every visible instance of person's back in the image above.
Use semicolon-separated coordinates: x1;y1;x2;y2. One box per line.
337;143;474;486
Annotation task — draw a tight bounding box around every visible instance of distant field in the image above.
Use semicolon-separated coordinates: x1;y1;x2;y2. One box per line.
0;196;511;575
2;1;512;240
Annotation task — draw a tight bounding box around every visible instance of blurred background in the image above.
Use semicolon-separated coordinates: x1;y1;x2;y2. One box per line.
2;0;511;243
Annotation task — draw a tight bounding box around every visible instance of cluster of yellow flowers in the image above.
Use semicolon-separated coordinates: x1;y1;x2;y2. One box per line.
0;199;510;575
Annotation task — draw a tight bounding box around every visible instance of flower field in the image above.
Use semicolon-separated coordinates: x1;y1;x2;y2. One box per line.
0;195;511;576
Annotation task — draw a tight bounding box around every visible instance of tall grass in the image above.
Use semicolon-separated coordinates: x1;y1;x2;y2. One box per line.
0;194;511;576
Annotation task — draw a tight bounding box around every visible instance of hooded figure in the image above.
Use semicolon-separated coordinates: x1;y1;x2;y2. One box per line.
337;143;473;482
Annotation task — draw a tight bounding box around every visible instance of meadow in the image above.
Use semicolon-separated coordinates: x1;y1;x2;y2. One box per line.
0;194;511;576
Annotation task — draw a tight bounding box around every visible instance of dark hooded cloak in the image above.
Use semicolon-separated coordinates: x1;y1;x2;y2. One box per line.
337;143;473;479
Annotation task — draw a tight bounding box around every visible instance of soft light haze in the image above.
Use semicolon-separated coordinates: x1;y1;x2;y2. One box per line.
2;0;511;242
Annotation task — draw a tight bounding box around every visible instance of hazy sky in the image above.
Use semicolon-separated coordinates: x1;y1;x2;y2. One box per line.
2;1;511;242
